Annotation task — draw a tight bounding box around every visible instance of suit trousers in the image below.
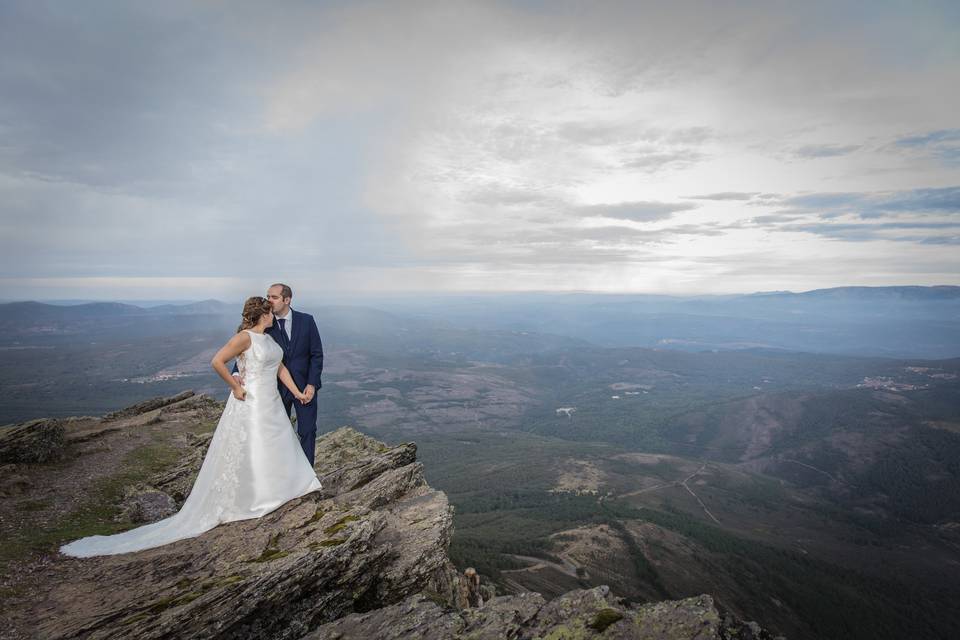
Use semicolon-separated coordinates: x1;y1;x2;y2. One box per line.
281;390;318;467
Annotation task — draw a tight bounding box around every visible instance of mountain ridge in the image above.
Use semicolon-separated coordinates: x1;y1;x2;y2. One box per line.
5;283;960;312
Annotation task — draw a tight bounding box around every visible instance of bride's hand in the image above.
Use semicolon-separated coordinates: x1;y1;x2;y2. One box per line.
296;390;307;404
233;386;246;401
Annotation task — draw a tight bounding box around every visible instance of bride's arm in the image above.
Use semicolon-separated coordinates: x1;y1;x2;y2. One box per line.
278;363;306;403
211;332;252;400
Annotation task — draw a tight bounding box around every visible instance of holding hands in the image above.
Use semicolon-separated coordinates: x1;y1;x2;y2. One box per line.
294;385;315;405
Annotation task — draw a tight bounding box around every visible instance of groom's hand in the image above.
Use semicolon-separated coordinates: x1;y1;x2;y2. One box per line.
303;384;315;404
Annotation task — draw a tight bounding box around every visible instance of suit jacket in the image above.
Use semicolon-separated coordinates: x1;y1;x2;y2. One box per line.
233;308;324;398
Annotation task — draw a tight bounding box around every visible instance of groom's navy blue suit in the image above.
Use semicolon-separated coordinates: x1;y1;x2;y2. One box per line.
235;308;323;466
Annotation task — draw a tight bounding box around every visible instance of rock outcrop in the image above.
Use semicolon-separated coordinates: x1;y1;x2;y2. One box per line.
307;587;781;640
102;390;198;420
0;418;66;464
18;428;457;639
0;393;780;639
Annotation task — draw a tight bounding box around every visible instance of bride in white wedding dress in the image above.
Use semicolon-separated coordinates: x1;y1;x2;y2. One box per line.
60;296;323;558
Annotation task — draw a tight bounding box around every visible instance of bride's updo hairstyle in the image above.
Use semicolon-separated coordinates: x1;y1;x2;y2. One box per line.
237;296;272;332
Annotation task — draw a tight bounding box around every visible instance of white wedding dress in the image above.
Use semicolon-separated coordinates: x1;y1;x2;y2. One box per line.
60;329;323;558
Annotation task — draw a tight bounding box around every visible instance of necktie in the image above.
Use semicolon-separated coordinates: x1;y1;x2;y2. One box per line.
276;318;289;349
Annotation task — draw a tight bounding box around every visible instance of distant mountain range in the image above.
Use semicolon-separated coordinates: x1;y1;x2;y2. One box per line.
2;285;959;358
366;285;960;359
750;285;960;300
2;299;233;321
8;284;960;307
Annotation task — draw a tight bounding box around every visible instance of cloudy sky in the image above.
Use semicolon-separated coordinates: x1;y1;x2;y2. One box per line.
1;0;958;300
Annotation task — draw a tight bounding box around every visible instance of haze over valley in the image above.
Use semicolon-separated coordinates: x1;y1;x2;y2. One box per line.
3;286;959;639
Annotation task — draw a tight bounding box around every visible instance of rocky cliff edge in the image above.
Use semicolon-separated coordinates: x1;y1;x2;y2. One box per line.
0;392;780;639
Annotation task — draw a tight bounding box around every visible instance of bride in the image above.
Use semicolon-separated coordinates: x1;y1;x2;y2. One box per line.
60;296;323;557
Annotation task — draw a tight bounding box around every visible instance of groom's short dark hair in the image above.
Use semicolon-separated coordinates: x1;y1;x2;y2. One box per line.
272;283;293;300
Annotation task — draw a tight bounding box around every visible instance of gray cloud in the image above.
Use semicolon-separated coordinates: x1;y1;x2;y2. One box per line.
896;129;960;148
746;187;960;246
412;218;742;267
660;224;727;236
792;144;861;158
572;201;698;222
780;186;960;219
1;1;958;295
620;149;706;172
544;223;728;243
893;129;960;166
0;2;406;280
777;221;960;244
548;122;712;173
563;226;660;242
0;3;273;194
555;122;712;147
686;192;759;201
554;122;643;147
460;184;558;207
918;235;960;245
750;214;805;224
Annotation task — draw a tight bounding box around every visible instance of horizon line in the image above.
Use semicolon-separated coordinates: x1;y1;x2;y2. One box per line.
3;283;960;307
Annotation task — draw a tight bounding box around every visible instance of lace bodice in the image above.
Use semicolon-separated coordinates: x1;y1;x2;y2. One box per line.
236;329;283;385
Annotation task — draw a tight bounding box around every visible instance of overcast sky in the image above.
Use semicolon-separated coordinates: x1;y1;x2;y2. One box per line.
1;0;958;300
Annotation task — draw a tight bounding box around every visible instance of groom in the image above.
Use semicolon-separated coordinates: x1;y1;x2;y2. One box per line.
234;283;324;466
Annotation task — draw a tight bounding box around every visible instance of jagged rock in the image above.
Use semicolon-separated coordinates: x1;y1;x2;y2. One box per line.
115;488;177;524
303;591;546;640
85;397;226;516
631;595;784;639
59;392;220;448
0;464;32;497
156;393;223;420
318;430;416;498
455;567;483;609
315;429;460;610
103;390;196;420
150;431;215;504
312;425;393;475
26;427;459;640
307;586;783;640
479;583;497;602
0;418;66;463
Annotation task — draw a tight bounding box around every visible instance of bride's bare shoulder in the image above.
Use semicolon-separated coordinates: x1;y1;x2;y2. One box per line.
227;330;253;349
